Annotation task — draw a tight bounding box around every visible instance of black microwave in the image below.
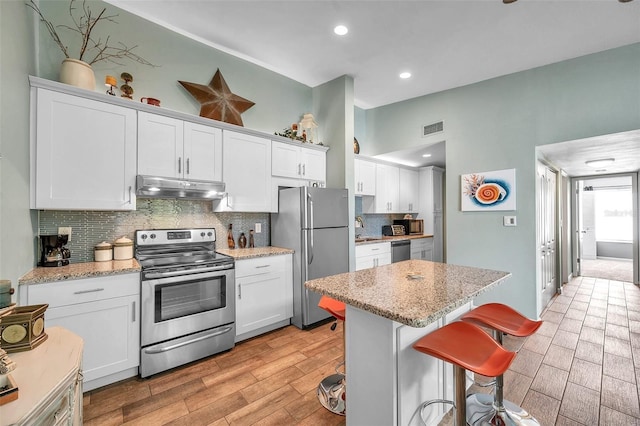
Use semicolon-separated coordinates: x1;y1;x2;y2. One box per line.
393;219;424;235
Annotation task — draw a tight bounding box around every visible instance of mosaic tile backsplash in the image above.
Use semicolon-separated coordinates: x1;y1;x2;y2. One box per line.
354;197;411;237
39;198;270;264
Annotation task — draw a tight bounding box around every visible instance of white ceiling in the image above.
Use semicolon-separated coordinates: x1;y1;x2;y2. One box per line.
106;0;640;173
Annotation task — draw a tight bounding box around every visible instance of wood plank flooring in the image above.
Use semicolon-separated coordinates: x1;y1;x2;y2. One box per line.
84;275;640;425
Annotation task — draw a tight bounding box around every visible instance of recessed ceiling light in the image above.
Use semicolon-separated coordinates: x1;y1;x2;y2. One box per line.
399;72;412;79
422;154;432;158
585;158;615;168
334;25;348;36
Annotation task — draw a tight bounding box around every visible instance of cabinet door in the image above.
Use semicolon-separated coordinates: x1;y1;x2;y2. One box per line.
45;294;139;383
300;147;326;182
355;159;376;196
272;141;301;178
236;272;288;336
138;111;183;178
34;88;136;210
183;122;222;181
216;131;272;212
399;168;419;212
375;164;400;213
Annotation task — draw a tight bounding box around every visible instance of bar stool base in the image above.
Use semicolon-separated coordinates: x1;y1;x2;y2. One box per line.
467;394;540;426
317;373;346;416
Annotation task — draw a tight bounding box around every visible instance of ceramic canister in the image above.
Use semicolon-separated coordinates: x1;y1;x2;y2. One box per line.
94;241;113;262
113;236;133;260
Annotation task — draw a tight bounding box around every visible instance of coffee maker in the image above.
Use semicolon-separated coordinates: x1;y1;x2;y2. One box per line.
38;234;71;267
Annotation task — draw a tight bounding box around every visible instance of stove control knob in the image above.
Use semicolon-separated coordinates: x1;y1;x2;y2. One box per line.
207;232;213;237
200;232;206;238
150;233;156;239
140;234;147;240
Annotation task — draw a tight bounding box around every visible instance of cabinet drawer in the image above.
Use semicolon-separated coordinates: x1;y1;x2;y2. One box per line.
355;242;391;258
236;255;287;278
27;273;139;307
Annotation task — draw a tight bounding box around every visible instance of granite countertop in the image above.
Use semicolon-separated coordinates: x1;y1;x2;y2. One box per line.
19;259;141;285
305;260;511;327
355;234;433;245
216;246;294;260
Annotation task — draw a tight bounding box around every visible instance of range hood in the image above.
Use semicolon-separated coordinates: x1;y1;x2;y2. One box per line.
136;175;226;200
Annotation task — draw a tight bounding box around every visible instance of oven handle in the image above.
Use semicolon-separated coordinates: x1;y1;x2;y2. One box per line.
143;269;233;286
143;264;233;280
142;326;233;354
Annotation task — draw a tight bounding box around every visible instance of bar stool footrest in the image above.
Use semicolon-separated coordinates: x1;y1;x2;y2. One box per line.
466;393;540;426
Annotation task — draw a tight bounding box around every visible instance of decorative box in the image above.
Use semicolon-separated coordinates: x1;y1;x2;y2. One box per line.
0;304;48;353
0;374;18;406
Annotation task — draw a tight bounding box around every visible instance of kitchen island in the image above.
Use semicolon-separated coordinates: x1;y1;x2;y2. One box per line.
305;259;511;426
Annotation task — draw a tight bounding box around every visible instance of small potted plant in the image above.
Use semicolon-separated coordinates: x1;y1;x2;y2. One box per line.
26;0;156;90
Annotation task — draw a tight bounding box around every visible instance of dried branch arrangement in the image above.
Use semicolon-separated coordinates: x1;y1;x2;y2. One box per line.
26;0;157;67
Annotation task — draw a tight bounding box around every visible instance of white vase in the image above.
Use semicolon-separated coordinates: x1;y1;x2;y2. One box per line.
59;58;96;91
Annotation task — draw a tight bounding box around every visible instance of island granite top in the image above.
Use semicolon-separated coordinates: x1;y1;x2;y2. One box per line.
216;246;294;260
305;260;511;328
19;259;141;285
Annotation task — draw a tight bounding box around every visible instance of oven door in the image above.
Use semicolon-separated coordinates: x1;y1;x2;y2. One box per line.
140;267;235;347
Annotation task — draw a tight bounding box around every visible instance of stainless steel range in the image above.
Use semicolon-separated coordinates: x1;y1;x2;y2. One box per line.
135;228;235;378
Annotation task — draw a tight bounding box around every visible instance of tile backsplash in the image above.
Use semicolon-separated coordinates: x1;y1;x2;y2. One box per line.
354;197;410;236
38;199;270;263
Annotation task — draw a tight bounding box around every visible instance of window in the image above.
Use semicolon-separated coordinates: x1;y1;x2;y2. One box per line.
594;187;632;242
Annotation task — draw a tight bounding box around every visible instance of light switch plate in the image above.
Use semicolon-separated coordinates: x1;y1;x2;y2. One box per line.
503;216;517;227
58;226;72;239
255;223;262;233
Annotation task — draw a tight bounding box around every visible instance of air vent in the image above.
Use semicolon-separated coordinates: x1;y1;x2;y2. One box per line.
422;121;444;137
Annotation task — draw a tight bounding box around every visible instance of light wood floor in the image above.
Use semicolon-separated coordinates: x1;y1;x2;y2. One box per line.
84;275;640;425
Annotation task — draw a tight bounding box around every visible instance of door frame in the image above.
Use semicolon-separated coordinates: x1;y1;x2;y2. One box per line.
570;172;639;285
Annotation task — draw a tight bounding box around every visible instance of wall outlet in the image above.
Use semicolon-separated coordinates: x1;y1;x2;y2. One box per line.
255;223;262;233
503;216;517;227
58;226;72;239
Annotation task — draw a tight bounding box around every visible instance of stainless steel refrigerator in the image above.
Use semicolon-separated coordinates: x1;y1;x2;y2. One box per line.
272;186;349;329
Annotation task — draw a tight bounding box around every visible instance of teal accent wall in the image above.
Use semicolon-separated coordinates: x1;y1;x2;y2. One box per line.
1;0;39;299
365;43;640;318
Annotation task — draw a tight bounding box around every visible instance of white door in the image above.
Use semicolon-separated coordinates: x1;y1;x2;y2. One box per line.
138;112;183;178
537;164;557;310
183;122;222;181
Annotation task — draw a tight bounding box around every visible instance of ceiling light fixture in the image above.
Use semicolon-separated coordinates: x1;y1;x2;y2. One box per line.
585;158;615;168
422;154;432;158
503;0;518;3
334;25;348;36
399;72;411;79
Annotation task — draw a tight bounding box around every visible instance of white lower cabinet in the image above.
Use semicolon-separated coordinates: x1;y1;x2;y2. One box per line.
24;273;140;391
410;237;434;261
235;254;293;341
355;242;391;270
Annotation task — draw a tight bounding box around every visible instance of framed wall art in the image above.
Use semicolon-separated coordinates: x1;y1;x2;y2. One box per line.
461;168;516;211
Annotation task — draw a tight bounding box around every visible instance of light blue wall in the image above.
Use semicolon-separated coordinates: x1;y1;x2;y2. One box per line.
1;0;39;298
36;0;312;135
365;43;640;318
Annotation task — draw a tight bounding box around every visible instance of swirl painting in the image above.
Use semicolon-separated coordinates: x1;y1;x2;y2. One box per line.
461;168;516;211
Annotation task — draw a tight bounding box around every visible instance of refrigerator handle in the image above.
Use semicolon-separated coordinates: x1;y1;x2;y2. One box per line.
308;192;314;264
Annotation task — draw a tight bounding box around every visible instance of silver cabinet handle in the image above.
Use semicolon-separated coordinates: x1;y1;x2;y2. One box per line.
298;163;301;175
186;158;190;175
238;284;241;299
73;288;104;295
255;265;270;269
178;157;182;174
371;248;380;251
132;301;136;322
302;164;306;176
128;186;132;204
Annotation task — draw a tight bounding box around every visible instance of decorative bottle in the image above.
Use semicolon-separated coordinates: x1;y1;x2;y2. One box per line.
249;230;255;248
227;224;235;249
239;232;247;248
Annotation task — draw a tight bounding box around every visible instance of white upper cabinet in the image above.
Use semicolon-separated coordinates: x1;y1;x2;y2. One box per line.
32;88;137;210
399;168;420;213
354;158;376;196
271;141;326;183
138;112;222;181
374;163;400;213
214;131;273;212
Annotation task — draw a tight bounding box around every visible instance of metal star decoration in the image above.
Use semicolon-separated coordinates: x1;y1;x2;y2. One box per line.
179;69;255;126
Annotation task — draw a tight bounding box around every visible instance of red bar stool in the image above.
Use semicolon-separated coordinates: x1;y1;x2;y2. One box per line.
461;303;543;425
413;321;517;426
317;295;346;416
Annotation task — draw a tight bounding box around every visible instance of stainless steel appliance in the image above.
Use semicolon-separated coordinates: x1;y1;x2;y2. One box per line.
271;187;349;329
391;240;411;263
393;219;424;235
135;228;235;378
136;175;226;200
38;234;71;267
